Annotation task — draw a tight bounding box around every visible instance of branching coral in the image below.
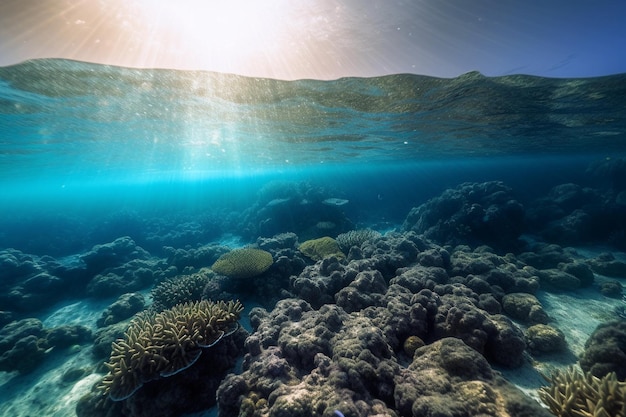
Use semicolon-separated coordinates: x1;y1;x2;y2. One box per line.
97;299;244;401
211;248;273;279
150;268;214;312
538;366;626;417
336;229;381;253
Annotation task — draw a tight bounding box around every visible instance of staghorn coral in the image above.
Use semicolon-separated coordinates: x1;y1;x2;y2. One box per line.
298;236;345;261
335;228;381;253
97;299;243;401
211;248;273;279
150;268;214;312
538;367;626;417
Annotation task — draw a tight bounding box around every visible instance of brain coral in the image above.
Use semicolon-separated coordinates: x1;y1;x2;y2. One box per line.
211;248;273;279
298;237;345;261
97;299;243;401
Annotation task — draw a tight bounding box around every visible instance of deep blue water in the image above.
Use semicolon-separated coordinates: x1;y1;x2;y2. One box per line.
1;58;625;254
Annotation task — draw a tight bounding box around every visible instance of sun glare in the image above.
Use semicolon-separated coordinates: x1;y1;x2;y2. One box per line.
114;0;299;75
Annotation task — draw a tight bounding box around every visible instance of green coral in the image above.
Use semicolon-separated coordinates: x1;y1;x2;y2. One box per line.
298;237;345;261
97;299;243;401
211;248;273;279
150;268;214;312
538;366;626;417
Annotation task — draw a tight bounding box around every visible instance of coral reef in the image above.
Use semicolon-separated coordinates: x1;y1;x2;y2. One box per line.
0;318;47;373
600;280;623;298
163;243;229;271
78;326;248;417
579;320;626;380
336;229;382;253
203;234;307;307
86;258;171;298
0;318;91;373
402;181;525;250
502;293;550;324
211;248;274;279
97;292;146;327
298;237;345;261
81;236;150;273
538;367;626;417
587;252;626;277
150;268;214;311
0;248;87;313
238;180;353;240
217;299;550;417
80;237;177;299
525;324;567;355
526;180;626;249
97;299;244;401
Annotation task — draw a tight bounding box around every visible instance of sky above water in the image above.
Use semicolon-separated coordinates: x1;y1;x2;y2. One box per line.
0;0;625;80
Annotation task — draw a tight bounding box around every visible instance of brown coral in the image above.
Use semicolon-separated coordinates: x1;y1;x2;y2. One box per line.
150;268;214;312
538;366;626;417
97;299;243;401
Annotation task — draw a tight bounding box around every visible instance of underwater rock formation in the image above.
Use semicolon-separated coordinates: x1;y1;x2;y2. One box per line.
0;248;87;313
217;299;550;417
290;232;535;367
402;181;525;250
86;258;171;298
524;324;567;355
238;180;353;240
526;180;626;249
0;317;91;373
163;243;230;271
97;292;146;327
81;236;150;273
82;237;175;299
0;318;47;373
579;320;626;380
502;293;550;324
587;252;626;277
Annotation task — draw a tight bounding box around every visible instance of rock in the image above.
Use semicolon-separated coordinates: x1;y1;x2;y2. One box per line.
579;320;626;380
502;293;549;324
525;324;567;354
599;280;623;298
97;293;146;327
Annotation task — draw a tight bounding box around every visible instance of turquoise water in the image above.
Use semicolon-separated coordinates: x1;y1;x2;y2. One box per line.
1;58;625;255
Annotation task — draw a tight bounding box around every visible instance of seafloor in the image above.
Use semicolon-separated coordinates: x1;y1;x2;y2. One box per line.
1;160;626;417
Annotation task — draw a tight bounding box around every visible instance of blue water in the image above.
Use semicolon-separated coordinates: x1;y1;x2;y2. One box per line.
2;59;625;256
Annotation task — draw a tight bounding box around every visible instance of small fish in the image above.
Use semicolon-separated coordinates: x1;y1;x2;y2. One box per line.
323;198;349;206
334;411;345;417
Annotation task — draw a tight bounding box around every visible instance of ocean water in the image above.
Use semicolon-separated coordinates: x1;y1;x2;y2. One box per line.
2;59;625;256
1;59;626;416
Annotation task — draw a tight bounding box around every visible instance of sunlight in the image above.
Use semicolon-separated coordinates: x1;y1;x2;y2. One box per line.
114;0;299;75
